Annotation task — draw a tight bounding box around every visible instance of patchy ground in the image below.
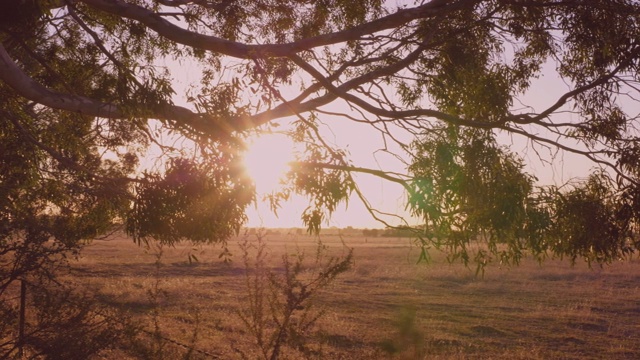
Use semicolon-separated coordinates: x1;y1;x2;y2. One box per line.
65;232;640;359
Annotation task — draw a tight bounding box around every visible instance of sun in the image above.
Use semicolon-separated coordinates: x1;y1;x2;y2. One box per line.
242;133;295;194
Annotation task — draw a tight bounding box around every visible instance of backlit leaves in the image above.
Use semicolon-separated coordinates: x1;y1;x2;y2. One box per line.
127;149;254;246
409;125;639;267
409;126;534;264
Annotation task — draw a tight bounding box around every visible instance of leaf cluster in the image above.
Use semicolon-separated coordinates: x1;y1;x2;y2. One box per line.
0;94;132;292
408;125;640;269
127;152;254;246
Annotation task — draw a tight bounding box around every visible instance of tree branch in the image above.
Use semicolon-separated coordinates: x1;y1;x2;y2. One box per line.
79;0;477;58
0;42;252;135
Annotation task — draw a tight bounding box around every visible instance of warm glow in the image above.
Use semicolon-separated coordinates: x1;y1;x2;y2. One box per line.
242;133;295;194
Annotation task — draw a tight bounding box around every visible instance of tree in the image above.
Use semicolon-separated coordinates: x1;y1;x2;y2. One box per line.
2;0;640;280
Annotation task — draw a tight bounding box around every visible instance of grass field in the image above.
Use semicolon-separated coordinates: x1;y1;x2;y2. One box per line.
63;231;640;359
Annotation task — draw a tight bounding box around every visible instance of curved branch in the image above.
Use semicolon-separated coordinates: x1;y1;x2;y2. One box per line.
0;0;488;136
530;49;640;123
0;42;121;117
0;42;247;134
79;0;477;58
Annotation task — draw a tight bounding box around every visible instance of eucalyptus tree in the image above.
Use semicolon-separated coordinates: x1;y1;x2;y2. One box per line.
2;0;640;280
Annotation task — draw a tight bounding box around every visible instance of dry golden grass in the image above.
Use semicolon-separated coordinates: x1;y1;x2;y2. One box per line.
65;232;640;359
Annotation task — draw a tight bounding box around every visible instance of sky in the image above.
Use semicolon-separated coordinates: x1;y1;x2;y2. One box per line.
163;37;640;231
241;129;410;229
166;56;414;229
239;61;605;230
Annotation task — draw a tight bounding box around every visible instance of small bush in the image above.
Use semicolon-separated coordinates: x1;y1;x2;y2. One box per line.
235;234;353;360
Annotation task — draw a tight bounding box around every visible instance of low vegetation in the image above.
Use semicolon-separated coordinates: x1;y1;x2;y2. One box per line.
7;231;634;359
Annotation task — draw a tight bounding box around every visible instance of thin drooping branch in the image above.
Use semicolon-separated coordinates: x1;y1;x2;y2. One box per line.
501;124;637;185
294;161;413;194
66;2;145;91
529;49;640;123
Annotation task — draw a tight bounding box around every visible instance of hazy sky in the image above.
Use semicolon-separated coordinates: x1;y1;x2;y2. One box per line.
165;47;640;230
241;62;590;229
